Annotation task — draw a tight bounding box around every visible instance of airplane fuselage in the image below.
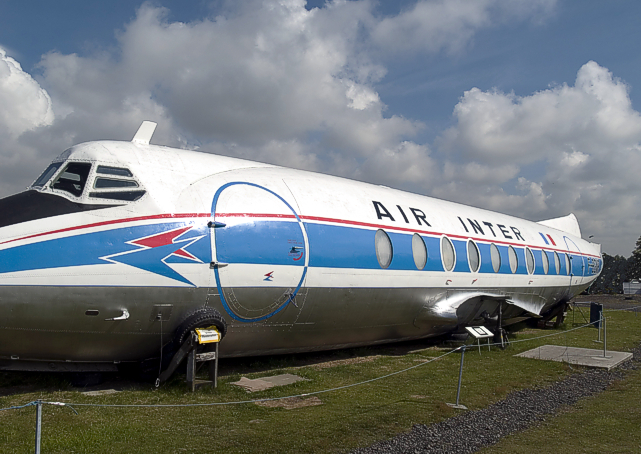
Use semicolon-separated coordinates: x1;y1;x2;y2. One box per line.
0;132;602;371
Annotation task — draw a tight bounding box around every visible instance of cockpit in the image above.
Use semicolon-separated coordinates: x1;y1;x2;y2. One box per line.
32;160;146;202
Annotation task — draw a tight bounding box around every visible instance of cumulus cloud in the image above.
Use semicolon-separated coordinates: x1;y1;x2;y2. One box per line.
438;61;641;254
9;0;641;254
0;48;56;194
10;0;554;191
0;49;53;137
372;0;556;55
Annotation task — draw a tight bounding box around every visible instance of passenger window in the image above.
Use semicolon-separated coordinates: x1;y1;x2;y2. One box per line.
375;229;393;269
441;236;455;272
525;247;535;274
490;243;501;273
542;251;549;275
508;246;518;273
52;162;92;197
412;233;427;270
94;178;139;189
467;240;480;272
33;162;62;187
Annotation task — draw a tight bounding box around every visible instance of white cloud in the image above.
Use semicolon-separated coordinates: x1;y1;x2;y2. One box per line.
21;0;556;189
9;0;641;255
438;61;641;254
0;48;53;138
372;0;556;55
0;48;55;195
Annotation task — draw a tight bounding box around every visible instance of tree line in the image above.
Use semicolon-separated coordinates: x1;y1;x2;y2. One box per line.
588;235;641;294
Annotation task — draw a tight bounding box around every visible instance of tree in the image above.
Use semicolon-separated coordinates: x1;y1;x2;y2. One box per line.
628;235;641;281
588;234;641;294
590;253;630;294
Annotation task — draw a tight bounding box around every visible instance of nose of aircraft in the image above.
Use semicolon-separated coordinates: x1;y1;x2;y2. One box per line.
0;189;116;230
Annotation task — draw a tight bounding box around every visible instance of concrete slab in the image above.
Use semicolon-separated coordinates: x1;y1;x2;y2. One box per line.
230;374;309;392
81;389;121;396
516;345;633;370
261;373;308;387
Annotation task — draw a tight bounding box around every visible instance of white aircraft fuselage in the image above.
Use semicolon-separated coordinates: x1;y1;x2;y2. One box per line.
0;123;602;372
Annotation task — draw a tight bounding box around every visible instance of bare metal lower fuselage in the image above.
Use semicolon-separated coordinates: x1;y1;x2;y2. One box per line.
0;282;584;370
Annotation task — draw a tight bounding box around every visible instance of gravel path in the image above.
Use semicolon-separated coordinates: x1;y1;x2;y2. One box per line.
353;306;640;454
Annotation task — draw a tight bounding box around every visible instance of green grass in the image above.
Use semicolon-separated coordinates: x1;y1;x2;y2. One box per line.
1;308;640;453
483;360;641;453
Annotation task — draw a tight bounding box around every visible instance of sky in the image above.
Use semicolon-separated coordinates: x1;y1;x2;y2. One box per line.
0;0;640;256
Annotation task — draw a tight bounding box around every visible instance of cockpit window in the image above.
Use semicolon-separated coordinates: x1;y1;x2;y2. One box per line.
97;165;133;177
52;162;92;197
89;191;146;201
94;178;139;189
33;162;62;188
89;164;144;202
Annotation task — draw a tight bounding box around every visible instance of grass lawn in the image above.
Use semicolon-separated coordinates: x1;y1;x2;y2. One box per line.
1;306;639;453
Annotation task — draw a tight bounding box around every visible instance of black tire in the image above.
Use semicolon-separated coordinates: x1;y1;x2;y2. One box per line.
152;308;227;377
174;307;227;346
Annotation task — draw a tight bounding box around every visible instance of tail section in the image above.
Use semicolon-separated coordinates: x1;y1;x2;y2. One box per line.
537;213;581;237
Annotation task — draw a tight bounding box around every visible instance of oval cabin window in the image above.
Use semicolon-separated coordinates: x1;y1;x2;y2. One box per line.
412;234;427;270
508;246;518;274
541;251;549;275
554;252;561;275
441;236;455;272
526;247;535;274
375;229;393;269
468;240;480;272
490;243;501;273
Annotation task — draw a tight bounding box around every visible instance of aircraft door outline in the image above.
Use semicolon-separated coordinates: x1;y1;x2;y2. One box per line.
210;181;309;322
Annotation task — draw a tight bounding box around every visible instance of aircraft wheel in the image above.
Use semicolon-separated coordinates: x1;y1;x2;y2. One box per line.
174;307;227;346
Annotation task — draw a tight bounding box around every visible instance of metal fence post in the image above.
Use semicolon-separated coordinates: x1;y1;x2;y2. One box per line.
603;315;607;358
447;346;468;410
35;400;42;454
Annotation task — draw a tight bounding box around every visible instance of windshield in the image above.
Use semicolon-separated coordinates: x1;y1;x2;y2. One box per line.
33;162;63;188
51;162;92;197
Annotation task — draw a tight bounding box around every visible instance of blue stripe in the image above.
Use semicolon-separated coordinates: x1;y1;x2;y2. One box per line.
0;222;205;275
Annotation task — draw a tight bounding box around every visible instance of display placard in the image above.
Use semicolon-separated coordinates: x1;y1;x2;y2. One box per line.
465;325;493;339
195;327;221;344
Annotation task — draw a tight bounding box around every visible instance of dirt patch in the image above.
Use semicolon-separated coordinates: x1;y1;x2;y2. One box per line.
573;294;641;309
255;396;323;410
309;355;381;370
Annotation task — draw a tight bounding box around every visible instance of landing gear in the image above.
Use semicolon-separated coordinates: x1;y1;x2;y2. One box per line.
174;307;227;346
156;308;227;388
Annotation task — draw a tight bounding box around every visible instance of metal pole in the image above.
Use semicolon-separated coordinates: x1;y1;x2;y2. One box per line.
187;348;196;392
603;315;607;358
455;346;465;406
214;343;219;388
208;343;219;388
35;401;42;454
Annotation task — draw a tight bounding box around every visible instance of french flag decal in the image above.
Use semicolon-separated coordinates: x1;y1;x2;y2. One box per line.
539;232;556;246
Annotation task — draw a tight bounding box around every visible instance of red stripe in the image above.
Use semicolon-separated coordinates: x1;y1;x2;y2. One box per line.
217;213;296;219
1;211;601;259
0;213;209;246
547;234;557;246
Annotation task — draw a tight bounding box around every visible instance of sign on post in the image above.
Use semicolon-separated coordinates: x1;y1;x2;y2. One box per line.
465;326;494;354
